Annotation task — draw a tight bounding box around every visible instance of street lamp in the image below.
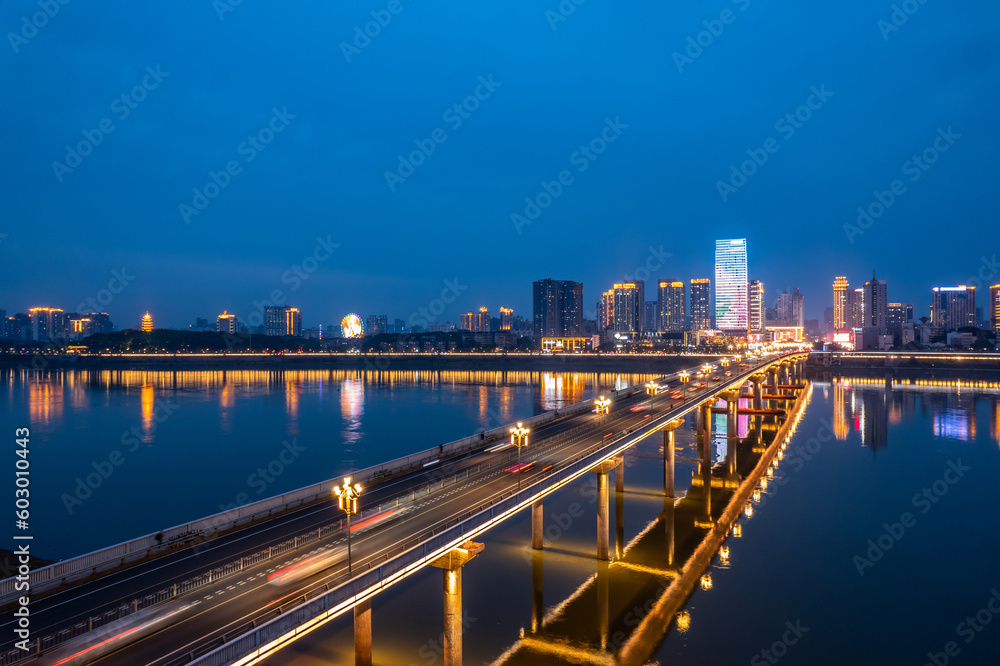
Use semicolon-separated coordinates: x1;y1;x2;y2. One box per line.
679;371;690;383
332;477;363;575
595;395;611;414
645;381;659;410
510;422;530;490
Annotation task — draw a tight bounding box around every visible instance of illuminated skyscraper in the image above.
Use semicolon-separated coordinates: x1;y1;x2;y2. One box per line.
610;282;644;333
776;288;804;326
931;286;977;331
887;303;914;328
714;239;748;332
833;277;849;330
658;280;686;332
266;306;303;336
286;308;302;336
217;311;238;334
689;279;711;330
141;312;153;332
991;285;1000;334
598;289;615;332
28;307;64;341
533;278;583;340
460;307;491;332
850;287;863;329
499;307;513;331
748;280;765;333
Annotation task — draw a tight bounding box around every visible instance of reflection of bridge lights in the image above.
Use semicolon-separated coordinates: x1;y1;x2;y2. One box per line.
752;488;761;502
732;523;742;537
744;503;754;518
700;573;713;590
720;545;730;561
676;611;691;632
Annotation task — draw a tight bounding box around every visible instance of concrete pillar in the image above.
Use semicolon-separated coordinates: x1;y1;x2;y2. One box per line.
726;397;739;476
443;568;463;666
663;429;675;498
354;599;372;666
695;405;705;441
597;471;609;561
701;402;712;443
531;500;543;550
752;377;763;411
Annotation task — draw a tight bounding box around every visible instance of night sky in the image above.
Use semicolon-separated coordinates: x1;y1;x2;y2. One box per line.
1;1;997;329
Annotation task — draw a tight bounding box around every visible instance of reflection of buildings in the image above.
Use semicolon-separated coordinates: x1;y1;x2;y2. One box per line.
141;384;155;442
859;390;887;453
833;383;849;440
992;401;1000;446
340;377;365;447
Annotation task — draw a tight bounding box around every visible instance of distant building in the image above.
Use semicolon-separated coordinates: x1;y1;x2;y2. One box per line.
366;314;387;336
861;274;888;332
847;287;862;330
833;276;850;330
748;279;765;333
28;307;64;341
644;300;658;333
776;288;804;327
991;285;1000;334
217;311;238;334
499;307;513;331
887;303;914;327
715;239;748;333
689;279;711;330
6;313;30;339
141;312;153;332
265;306;302;336
532;278;583;341
931;286;977;331
460;307;490;332
609;281;644;334
658;281;685;333
393;318;406;334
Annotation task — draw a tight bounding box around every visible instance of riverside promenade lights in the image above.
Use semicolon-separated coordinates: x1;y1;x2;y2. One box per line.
333;477;363;574
510;422;530;490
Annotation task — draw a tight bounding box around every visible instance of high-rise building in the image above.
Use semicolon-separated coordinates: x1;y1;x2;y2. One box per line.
598;289;615;332
658;280;686;333
748;279;765;333
931;286;977;331
366;314;387;336
265;306;303;336
532;278;583;341
776;288;804;327
991;285;1000;334
609;282;644;333
217;311;238;334
859;274;888;350
887;303;914;328
286;308;302;336
460;307;491;332
644;300;658;333
141;312;153;332
499;307;513;331
689;279;711;330
28;307;64;341
714;239;748;332
849;287;864;329
833;277;850;330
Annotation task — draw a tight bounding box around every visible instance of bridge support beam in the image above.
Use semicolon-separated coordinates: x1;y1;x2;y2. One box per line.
354;598;372;666
722;391;740;477
589;457;621;561
430;541;485;666
531;500;543;550
664;429;675;498
750;374;765;411
616;463;624;493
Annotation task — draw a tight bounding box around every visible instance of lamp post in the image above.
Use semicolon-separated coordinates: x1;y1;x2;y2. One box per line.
644;381;659;410
333;477;363;575
510;422;530;490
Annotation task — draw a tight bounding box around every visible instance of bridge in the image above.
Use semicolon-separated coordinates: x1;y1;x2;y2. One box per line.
0;351;809;666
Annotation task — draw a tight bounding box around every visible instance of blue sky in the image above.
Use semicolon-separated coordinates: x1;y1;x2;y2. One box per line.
1;0;998;329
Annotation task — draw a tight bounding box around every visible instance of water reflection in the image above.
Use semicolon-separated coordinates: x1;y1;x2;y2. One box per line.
141;384;155;443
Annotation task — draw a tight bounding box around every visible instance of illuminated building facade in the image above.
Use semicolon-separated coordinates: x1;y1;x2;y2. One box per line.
533;278;583;341
776;288;804;327
714;238;748;333
991;285;1000;334
931;286;977;331
460;307;491;332
748;279;765;333
265;306;303;336
28;307;64;341
887;303;914;327
610;281;645;333
598;289;615;332
499;307;513;331
141;312;153;332
286;308;302;336
689;278;711;330
833;277;849;330
366;314;387;336
658;280;686;332
217;311;238;334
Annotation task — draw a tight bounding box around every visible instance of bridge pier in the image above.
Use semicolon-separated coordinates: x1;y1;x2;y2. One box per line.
722;391;740;477
662;421;681;498
429;541;485;666
750;374;765;411
589;457;622;561
354;598;372;666
531;500;543;550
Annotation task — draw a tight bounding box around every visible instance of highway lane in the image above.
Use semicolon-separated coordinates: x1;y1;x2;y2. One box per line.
6;357;781;665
